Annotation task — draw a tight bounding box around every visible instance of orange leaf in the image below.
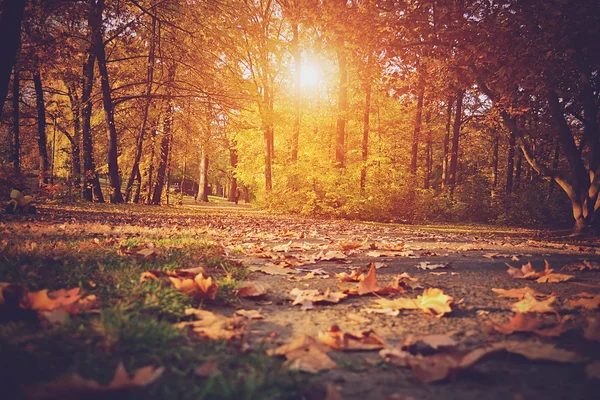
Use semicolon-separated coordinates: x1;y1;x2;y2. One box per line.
268;335;337;373
237;282;267;298
491;287;546;299
511;293;557;314
416;288;453;318
491;313;544;335
317;325;385;351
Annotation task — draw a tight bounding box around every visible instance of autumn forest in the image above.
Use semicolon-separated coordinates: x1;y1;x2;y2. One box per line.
1;0;599;231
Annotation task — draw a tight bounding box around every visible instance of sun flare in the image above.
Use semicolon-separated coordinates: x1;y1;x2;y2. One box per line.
300;61;322;88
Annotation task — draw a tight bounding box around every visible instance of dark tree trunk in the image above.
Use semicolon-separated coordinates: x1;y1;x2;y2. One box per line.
291;21;300;163
441;97;454;188
91;0;123;203
125;14;156;202
33;66;49;187
492;133;499;190
0;0;26;114
81;3;103;202
506;129;516;194
11;66;20;171
146;129;157;204
514;151;522;190
360;78;371;196
335;36;347;168
448;89;464;194
150;64;176;205
66;83;82;188
424;110;432;189
549;142;560;195
410;71;425;175
197;146;209;202
228;145;238;202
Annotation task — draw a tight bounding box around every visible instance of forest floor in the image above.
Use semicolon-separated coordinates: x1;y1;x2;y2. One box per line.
1;202;600;400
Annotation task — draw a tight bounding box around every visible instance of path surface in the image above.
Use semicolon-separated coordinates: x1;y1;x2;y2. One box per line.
5;203;600;399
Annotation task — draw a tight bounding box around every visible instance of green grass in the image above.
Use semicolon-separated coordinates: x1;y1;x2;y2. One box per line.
0;203;312;400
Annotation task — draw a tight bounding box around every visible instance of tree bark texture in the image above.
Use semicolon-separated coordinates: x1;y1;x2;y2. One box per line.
197;146;209;202
33;66;49;187
410;72;425;175
0;0;26;114
448;89;464;194
11;66;20;171
441;97;454;188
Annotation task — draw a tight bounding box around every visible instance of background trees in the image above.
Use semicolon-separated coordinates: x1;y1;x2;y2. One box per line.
1;0;598;231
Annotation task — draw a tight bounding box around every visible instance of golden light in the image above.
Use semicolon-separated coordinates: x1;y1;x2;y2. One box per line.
300;60;322;88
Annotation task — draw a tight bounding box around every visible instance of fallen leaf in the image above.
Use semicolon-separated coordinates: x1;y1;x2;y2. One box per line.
364;307;400;316
358;263;380;295
416;288;454;318
24;362;164;399
268;335;337;373
536;273;574;283
511;293;557;315
249;264;299;275
498;340;584;363
337;240;363;251
336;269;363;282
403;334;458;350
178;308;246;341
507;260;552;280
492;287;546;299
491;313;544;335
373;297;419;311
569;292;600;310
237;282;267;298
169;273;219;300
318;325;385;351
290;288;347;309
416;262;450;270
483;253;499;259
194;360;219;378
393;273;423;290
563;260;600;272
234;309;264;319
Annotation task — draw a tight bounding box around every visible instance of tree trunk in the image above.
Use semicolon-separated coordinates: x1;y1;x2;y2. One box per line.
197;146;209;202
125;14;156;202
441;97;454;188
410;71;425;175
514;151;522;190
448;89;464;194
11;66;20;171
491;133;499;191
146;129;157;204
506;129;516;194
291;21;300;163
335;36;347;168
360;78;371;196
0;0;26;114
66;83;82;188
91;0;123;203
150;64;177;205
81;2;103;202
228;145;238;202
33;66;49;187
424;110;432;189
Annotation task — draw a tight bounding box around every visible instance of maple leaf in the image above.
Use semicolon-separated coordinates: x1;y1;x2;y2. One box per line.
237;282;267;298
569;292;600;310
358;263;380;295
535;273;574;283
234;309;264;319
373;297;419;311
248;264;299;275
496;341;584;363
511;293;557;315
491;287;546;299
491;312;544;335
168;273;218;299
563;260;600;271
268;335;337;373
416;288;454;318
25;288;82;312
416;262;450;270
317;250;348;261
506;260;552;280
336;269;363;282
393;273;423;290
177;308;246;341
24;362;164;399
290;288;347;309
337;239;363;251
317;325;385;351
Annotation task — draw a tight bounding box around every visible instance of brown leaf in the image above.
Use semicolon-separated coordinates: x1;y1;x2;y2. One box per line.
416;288;454;318
569;293;600;310
234;309;264;319
194;360;219;378
416;262;450;270
497;340;584;363
337;240;363;251
402;334;458;350
268;335;337;373
358;263;379;295
491;287;546;299
318;325;385;351
507;260;552;280
511;293;557;314
290;288;347;309
24;362;164;399
336;269;363;282
178;309;247;341
237;282;267;298
491;313;544;335
393;273;424;290
373;297;419;311
535;273;574;283
248;264;299;275
25;288;82;312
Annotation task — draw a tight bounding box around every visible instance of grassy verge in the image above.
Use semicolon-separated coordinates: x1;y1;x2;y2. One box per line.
0;204;310;400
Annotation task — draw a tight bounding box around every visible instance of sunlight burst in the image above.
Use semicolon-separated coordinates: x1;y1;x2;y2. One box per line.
300;62;322;88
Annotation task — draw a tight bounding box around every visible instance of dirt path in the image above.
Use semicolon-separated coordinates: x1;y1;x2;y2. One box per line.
3;203;600;399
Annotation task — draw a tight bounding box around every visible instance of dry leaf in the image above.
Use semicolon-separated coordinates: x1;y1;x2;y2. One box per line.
358;263;380;295
234;309;264;319
569;293;600;310
511;293;557;315
290;288;347;310
24;362;164;399
237;282;267;298
373;298;418;311
491;287;546;299
25;288;82;312
178;309;246;341
268;335;337;373
536;273;574;283
393;273;423;290
248;264;299;275
194;360;219;378
417;288;454;318
507;260;552;280
491;313;544;335
337;240;363;251
336;269;363;282
416;262;449;270
318;325;385;351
